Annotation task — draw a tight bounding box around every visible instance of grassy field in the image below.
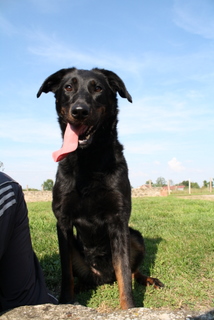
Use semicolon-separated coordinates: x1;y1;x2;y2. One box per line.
170;188;213;196
28;197;214;311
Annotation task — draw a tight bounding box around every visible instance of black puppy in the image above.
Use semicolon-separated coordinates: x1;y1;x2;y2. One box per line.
37;68;163;309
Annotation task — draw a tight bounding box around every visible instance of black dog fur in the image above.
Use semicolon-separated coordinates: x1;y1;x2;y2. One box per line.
37;68;164;309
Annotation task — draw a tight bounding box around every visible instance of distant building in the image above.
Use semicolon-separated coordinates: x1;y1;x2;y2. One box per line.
162;185;185;191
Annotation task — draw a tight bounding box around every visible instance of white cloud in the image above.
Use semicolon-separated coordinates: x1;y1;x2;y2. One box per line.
173;0;214;39
29;0;68;14
124;140;169;155
118;93;214;136
0;116;60;144
168;157;185;172
0;14;18;36
27;31;143;76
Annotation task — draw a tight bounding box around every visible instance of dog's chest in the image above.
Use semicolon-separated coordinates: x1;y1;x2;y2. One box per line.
70;184;123;224
74;215;112;265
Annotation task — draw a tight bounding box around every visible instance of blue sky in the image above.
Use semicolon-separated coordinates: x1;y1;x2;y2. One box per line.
0;0;214;189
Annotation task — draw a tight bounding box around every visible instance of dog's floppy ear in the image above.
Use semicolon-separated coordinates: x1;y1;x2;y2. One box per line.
37;68;76;98
93;68;132;103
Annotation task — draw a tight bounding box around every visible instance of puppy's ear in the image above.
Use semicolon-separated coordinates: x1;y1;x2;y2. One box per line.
37;68;76;98
93;68;132;103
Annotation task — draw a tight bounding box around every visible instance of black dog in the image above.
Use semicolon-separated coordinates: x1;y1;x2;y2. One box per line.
37;68;164;309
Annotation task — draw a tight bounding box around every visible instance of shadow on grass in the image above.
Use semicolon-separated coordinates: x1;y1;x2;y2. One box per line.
40;237;163;308
133;236;163;307
40;253;61;298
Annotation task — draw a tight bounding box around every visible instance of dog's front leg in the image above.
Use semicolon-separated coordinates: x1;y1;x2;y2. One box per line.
109;226;134;309
57;223;74;304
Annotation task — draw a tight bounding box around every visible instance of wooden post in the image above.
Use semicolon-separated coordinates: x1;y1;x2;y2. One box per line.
168;180;170;195
210;178;212;193
189;179;191;195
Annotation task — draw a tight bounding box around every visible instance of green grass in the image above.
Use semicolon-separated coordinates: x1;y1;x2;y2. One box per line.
28;197;214;311
170;188;213;196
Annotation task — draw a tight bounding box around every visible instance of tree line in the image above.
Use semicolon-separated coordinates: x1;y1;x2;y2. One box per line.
146;177;214;189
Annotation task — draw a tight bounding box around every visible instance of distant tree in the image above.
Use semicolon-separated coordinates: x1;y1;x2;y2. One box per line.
169;180;173;186
205;179;214;188
42;179;54;191
191;182;200;189
0;161;4;172
156;177;166;187
180;180;189;187
203;180;208;188
180;180;200;189
146;180;153;185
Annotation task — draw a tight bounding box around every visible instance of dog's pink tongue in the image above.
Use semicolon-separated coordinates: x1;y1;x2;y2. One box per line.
52;123;79;162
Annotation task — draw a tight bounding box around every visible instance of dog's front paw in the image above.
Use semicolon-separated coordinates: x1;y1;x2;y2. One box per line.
147;277;164;289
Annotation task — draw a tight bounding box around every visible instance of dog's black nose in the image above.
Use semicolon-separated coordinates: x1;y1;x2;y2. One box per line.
71;105;89;119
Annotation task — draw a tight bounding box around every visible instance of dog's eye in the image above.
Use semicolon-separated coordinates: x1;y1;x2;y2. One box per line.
95;86;102;92
65;84;73;92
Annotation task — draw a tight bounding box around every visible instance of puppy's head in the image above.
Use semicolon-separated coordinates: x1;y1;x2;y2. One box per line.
37;68;132;148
